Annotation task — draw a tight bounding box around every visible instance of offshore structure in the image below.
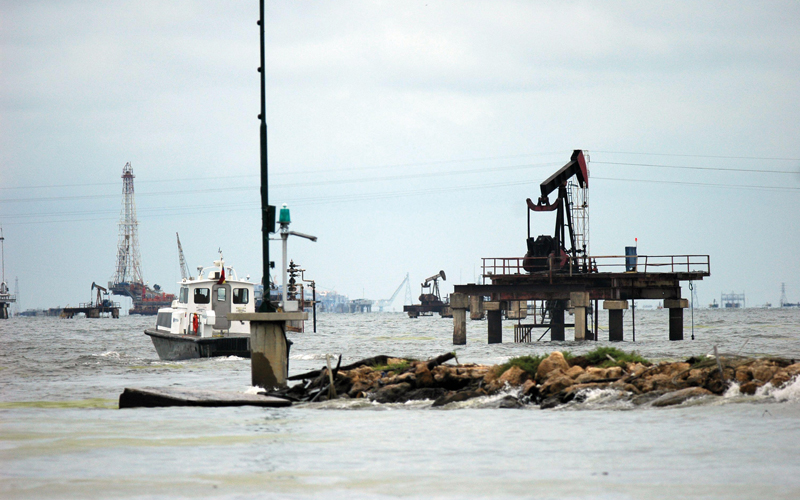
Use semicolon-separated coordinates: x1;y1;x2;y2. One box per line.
450;150;710;344
0;228;16;319
108;163;175;315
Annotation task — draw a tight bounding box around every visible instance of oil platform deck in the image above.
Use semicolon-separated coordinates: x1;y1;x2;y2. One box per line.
451;254;709;344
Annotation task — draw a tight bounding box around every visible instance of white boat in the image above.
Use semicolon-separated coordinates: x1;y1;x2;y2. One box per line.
144;255;255;360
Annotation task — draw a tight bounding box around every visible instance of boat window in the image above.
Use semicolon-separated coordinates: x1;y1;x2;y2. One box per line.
233;288;249;304
179;287;189;304
194;288;210;304
217;288;227;302
157;312;172;329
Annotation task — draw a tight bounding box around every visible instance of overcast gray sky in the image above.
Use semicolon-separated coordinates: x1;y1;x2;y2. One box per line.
2;1;799;311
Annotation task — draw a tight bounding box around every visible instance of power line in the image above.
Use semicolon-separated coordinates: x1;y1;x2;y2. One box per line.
592;150;800;161
0;161;561;204
3;174;798;226
0;151;569;191
593;161;799;175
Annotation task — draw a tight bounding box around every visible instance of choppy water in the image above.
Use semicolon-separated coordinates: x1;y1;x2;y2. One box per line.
2;309;799;499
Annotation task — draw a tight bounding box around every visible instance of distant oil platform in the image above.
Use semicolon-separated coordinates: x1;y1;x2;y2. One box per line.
107;163;175;315
0;228;16;319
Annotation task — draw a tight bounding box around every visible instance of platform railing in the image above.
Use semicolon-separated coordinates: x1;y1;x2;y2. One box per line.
482;254;710;281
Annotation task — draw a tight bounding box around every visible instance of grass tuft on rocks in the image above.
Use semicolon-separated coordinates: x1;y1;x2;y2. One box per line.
495;354;547;377
371;360;411;374
583;346;649;368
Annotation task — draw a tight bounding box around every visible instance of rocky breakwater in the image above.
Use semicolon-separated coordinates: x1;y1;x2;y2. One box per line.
268;348;800;409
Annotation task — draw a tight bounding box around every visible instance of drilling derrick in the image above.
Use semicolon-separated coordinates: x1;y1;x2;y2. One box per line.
109;162;174;315
114;163;143;286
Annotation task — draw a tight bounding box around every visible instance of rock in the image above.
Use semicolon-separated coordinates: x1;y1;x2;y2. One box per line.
631;391;666;406
414;363;435;387
786;363;800;378
536;352;570;381
739;380;761;395
626;362;647;376
432;389;483;407
498;366;528;386
751;361;777;382
686;368;707;387
650;387;714;407
540;375;574;397
564;365;584;379
605;366;624;379
521;379;537;397
497;395;524;409
433;366;473;390
734;367;752;384
770;370;791;388
540;395;562;409
384;371;416;388
371;382;412;403
400;387;446;402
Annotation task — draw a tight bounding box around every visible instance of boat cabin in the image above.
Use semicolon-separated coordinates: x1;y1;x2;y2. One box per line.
154;258;255;337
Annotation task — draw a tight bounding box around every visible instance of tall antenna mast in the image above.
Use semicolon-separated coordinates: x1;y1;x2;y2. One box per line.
113;163;143;285
257;0;275;312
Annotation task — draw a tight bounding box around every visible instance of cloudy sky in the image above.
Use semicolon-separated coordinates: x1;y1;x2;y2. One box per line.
2;1;799;311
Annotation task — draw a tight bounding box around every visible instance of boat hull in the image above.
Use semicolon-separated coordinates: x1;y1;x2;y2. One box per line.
144;329;250;361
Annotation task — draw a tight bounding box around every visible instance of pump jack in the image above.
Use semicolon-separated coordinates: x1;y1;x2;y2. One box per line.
524;150;590;274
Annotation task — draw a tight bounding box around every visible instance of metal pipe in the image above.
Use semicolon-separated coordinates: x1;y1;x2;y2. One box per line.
257;0;274;312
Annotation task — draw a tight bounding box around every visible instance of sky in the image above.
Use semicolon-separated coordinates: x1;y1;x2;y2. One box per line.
1;0;799;312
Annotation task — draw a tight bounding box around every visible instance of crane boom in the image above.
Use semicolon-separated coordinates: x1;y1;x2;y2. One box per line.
176;232;191;280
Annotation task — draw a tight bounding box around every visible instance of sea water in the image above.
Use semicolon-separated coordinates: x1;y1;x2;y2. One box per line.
1;309;799;499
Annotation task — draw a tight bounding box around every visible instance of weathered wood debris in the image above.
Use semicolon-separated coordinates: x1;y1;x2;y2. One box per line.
264;351;800;409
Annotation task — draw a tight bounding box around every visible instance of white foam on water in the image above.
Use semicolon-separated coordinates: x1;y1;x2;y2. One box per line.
213;355;245;361
758;375;800;402
560;387;633;411
97;351;120;358
723;382;741;398
290;353;335;361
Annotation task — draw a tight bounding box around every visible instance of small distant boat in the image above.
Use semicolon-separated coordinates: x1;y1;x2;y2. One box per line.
709;299;719;309
144;255;255;360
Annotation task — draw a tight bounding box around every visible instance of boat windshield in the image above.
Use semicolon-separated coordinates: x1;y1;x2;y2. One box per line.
179;287;189;304
233;288;249;304
194;288;210;304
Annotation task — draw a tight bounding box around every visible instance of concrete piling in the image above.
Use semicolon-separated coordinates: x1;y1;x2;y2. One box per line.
450;293;468;345
487;309;502;343
550;302;565;341
469;295;484;320
603;300;628;342
228;312;307;389
664;298;688;341
570;292;590;341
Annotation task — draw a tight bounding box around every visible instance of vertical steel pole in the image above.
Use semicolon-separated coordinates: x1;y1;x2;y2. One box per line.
258;0;274;312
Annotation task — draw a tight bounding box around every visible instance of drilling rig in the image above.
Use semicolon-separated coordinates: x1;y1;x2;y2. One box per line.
108;163;175;315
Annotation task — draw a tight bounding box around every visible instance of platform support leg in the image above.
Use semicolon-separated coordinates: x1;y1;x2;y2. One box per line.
487;310;502;344
664;299;689;341
469;295;484;320
603;300;628;342
250;320;289;389
450;293;468;345
550;303;565;341
570;292;590;341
